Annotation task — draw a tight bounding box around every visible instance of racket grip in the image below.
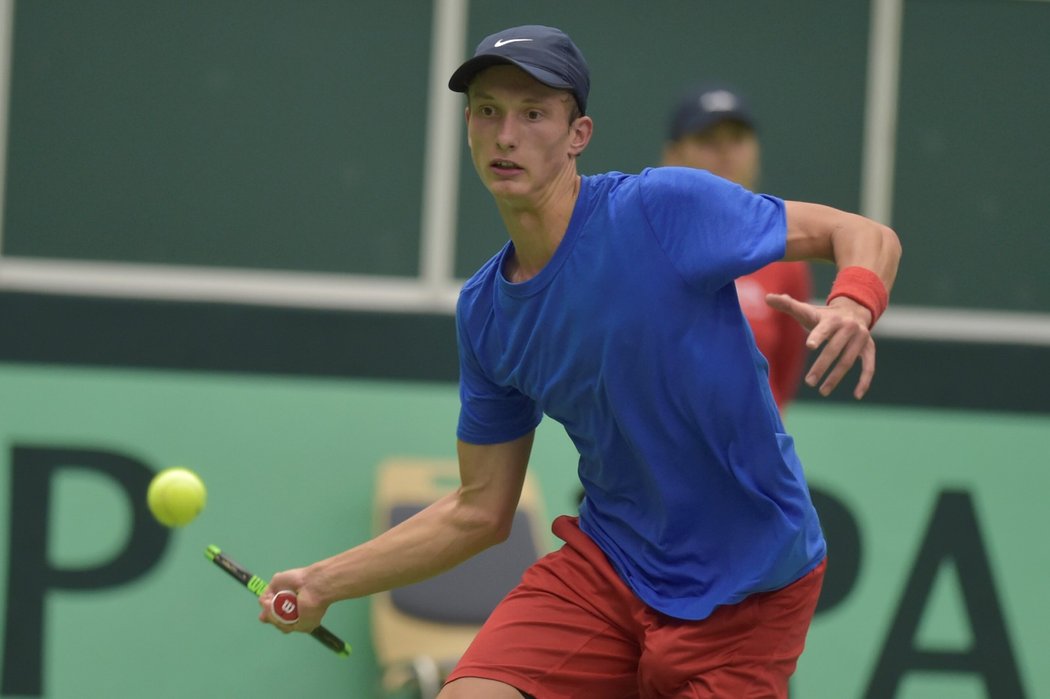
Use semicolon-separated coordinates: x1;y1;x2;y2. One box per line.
269;590;300;624
270;590;352;657
310;625;352;656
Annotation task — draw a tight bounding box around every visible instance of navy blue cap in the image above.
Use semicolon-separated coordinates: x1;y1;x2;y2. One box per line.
668;84;757;140
448;25;590;115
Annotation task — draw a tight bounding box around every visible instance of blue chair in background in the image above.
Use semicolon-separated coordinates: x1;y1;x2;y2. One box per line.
371;458;548;699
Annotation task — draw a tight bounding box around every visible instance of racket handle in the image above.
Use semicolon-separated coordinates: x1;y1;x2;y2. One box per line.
270;590;300;624
270;589;351;656
310;625;352;657
205;546;351;657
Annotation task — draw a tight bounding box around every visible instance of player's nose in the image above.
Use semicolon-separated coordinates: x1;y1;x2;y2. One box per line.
496;117;517;150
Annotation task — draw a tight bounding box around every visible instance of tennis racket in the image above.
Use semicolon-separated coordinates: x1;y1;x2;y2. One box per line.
205;544;352;657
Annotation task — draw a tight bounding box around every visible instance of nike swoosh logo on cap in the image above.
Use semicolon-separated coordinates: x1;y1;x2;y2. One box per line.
494;38;533;47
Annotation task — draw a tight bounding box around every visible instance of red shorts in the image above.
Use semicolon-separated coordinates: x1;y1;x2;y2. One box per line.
446;515;825;699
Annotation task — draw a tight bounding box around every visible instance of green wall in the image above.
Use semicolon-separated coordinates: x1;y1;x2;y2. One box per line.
1;364;1046;697
5;0;1048;309
892;0;1050;311
4;2;430;276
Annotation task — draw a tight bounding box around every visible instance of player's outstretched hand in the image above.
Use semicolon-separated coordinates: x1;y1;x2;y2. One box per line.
765;293;876;399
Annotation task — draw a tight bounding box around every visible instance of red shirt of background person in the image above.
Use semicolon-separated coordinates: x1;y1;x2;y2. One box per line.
663;85;812;411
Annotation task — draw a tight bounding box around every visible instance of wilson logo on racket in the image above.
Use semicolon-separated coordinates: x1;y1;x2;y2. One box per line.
271;590;300;624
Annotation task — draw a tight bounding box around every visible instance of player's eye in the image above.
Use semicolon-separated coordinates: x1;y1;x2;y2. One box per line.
525;109;543;121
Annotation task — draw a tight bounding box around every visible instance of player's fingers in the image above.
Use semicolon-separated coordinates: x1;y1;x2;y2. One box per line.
816;332;869;396
258;611;296;633
804;313;843;353
258;588;274;613
765;293;820;330
804;325;851;390
852;337;877;399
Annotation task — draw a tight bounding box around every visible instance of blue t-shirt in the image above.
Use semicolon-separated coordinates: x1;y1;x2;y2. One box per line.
456;167;826;620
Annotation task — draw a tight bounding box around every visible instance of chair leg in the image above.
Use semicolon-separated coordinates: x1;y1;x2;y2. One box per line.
411;655;443;699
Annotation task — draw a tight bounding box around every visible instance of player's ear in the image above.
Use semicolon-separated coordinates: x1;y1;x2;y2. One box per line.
464;106;472;148
568;115;593;156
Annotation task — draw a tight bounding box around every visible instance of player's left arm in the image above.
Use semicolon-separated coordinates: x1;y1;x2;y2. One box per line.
766;201;901;399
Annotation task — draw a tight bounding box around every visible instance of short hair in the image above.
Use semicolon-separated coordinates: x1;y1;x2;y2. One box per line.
566;94;582;125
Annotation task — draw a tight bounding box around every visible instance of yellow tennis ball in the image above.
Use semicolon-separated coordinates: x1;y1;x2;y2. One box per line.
147;467;207;527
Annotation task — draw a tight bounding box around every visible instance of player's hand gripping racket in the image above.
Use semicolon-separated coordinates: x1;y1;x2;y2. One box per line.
205;545;351;657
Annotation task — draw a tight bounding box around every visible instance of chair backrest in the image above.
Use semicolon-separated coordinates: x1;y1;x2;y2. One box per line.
370;457;549;672
388;507;539;624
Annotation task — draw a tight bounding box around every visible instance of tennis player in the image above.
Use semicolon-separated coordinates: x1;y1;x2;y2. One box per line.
260;25;901;699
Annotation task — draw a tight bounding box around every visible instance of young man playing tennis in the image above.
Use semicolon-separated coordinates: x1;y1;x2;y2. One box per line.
260;25;901;698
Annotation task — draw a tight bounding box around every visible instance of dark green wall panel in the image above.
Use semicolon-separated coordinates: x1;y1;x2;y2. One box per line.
0;291;1045;413
4;1;432;275
892;0;1050;311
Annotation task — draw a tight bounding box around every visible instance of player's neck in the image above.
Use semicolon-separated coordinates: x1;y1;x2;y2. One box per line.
498;173;580;283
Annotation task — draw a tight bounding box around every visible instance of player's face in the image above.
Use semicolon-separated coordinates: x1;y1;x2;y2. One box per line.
466;65;588;203
663;121;761;190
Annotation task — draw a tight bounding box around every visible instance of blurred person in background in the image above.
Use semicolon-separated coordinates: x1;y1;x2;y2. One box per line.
664;84;813;413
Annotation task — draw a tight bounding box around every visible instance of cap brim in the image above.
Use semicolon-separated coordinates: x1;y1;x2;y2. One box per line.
448;54;573;93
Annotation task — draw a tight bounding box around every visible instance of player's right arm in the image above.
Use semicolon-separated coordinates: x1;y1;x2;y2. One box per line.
767;201;901;399
259;431;534;633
